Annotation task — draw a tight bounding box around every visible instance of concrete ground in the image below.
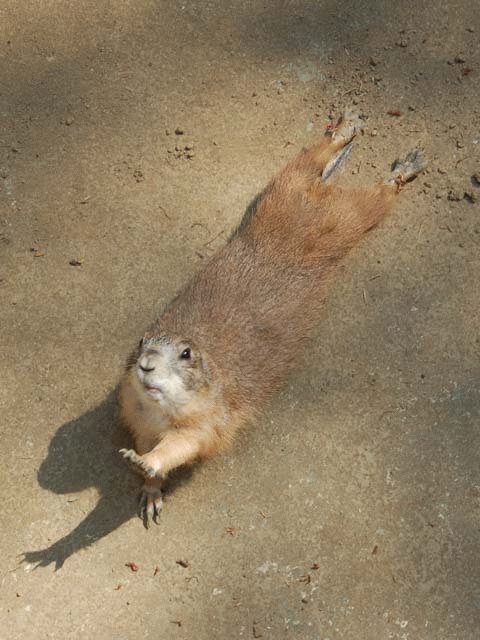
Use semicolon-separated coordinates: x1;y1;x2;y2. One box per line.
1;1;479;638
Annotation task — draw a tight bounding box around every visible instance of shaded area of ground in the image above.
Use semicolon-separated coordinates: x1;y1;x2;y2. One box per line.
1;1;479;638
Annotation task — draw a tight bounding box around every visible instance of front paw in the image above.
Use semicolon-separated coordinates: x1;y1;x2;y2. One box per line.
119;448;157;479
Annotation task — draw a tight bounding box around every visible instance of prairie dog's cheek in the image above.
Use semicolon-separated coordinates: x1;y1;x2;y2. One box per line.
163;375;189;400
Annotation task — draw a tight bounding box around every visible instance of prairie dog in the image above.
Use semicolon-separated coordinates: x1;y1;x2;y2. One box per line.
119;112;426;523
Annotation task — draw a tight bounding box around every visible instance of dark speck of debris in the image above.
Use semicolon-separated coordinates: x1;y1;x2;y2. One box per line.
372;545;379;555
65;116;74;126
133;169;144;183
298;574;311;584
170;620;182;627
125;561;139;572
175;127;184;135
310;563;320;570
464;191;477;203
176;559;189;568
69;259;83;266
387;110;403;117
454;55;466;64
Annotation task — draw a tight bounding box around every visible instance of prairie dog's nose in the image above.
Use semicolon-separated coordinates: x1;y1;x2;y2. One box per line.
138;354;156;372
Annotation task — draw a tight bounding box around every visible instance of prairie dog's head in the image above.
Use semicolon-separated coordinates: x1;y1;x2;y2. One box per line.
128;335;210;411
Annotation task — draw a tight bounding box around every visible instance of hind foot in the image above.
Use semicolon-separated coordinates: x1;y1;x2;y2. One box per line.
386;149;427;190
139;479;164;526
330;110;364;145
320;110;363;181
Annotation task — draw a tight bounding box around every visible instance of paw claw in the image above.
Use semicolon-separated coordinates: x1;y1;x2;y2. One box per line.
139;487;163;527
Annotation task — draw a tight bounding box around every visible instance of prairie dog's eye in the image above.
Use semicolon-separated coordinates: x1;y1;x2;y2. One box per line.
180;348;191;360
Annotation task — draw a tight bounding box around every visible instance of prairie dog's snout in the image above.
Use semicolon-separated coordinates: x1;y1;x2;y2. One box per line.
138;349;167;374
136;348;170;399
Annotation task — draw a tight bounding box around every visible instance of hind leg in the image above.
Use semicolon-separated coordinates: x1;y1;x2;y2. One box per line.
346;148;428;232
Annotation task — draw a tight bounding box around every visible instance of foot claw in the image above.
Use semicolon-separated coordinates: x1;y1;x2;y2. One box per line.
321;142;354;182
119;448;157;479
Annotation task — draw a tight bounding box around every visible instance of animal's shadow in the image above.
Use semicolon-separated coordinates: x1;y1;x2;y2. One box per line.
22;389;194;570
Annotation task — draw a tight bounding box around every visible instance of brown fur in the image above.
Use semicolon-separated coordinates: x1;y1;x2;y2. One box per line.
118;124;422;517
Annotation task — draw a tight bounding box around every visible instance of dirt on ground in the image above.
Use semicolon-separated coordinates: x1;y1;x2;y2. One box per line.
1;1;479;638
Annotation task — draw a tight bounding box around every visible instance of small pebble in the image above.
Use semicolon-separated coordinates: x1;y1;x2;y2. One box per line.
447;189;462;202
